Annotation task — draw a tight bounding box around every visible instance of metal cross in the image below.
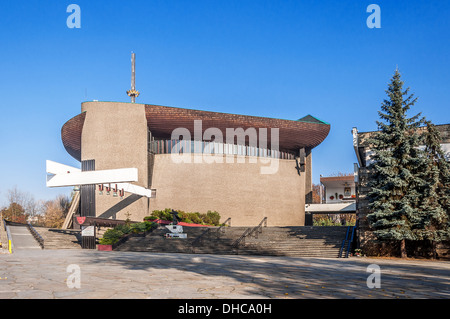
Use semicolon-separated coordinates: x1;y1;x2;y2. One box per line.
127;52;140;103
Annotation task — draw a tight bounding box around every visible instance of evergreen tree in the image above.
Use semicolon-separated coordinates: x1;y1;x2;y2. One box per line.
416;121;450;257
366;69;426;258
423;121;450;213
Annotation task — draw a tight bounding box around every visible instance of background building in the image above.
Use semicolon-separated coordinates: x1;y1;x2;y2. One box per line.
305;174;356;225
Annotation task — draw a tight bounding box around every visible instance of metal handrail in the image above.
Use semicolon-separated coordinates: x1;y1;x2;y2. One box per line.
191;228;211;248
232;217;267;248
339;226;350;258
232;227;251;248
4;220;14;253
192;217;233;250
247;217;267;239
216;217;231;235
345;226;356;258
27;222;44;249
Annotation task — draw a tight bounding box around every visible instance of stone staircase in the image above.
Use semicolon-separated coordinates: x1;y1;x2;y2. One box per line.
237;226;348;257
34;227;82;249
114;225;349;258
115;226;217;253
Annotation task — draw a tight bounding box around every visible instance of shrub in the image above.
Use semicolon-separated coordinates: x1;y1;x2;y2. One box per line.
143;221;157;231
206;211;220;226
146;208;174;221
99;228;124;245
130;222;148;233
99;222;157;245
188;212;203;224
115;224;131;234
145;209;221;226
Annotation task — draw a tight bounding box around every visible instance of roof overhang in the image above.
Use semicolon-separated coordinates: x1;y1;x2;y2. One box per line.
305;202;356;213
61;103;331;161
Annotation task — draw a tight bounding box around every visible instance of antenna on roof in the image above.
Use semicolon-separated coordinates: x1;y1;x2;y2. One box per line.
127;52;140;103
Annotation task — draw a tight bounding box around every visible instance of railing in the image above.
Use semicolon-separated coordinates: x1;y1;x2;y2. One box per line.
3;219;13;253
339;226;350;258
247;217;267;239
232;217;267;248
191;218;232;252
190;228;211;253
346;223;357;258
232;228;252;249
27;222;44;249
216;217;231;235
339;223;357;258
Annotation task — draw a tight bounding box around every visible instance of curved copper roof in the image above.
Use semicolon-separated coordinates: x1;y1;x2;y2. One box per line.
61;111;85;161
61;103;330;161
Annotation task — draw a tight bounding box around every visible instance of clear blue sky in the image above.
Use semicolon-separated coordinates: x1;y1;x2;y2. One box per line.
1;0;449;206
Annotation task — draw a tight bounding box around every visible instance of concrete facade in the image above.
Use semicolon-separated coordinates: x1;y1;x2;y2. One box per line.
81;102;149;221
149;154;305;226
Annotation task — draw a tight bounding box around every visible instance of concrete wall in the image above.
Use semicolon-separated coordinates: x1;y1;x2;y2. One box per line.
148;154;305;226
304;148;313;204
81;101;150;221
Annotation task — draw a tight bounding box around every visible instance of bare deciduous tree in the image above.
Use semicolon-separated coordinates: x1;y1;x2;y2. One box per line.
42;194;72;228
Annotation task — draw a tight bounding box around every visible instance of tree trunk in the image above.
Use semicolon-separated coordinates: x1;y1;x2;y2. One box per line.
400;239;407;258
432;241;437;260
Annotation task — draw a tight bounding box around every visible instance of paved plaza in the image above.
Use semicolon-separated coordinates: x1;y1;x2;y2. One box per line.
0;249;449;299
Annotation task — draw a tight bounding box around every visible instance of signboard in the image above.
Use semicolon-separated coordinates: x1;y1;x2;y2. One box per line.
164;225;187;238
81;226;95;237
166;225;184;233
81;225;96;249
165;233;188;239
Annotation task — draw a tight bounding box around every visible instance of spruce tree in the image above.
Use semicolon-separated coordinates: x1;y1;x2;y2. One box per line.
416;121;450;257
423;121;450;214
366;69;425;258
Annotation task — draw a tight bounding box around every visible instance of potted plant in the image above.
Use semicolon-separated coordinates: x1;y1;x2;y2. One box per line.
329;196;334;200
339;194;344;200
97;228;124;251
98;238;115;251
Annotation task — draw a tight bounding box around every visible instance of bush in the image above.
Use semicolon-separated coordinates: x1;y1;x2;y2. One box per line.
99;222;157;245
206;211;220;225
144;209;222;226
188;212;203;224
130;222;154;233
145;221;157;230
115;224;131;234
312;215;356;226
145;208;174;221
99;228;124;245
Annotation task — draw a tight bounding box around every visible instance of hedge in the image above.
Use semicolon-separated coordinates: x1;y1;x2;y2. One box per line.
144;208;221;226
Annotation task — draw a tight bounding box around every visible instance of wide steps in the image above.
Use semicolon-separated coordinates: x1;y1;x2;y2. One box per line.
240;240;342;257
35;227;82;249
115;226;213;252
114;225;349;258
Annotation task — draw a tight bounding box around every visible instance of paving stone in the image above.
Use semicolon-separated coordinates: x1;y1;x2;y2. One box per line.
1;249;449;299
